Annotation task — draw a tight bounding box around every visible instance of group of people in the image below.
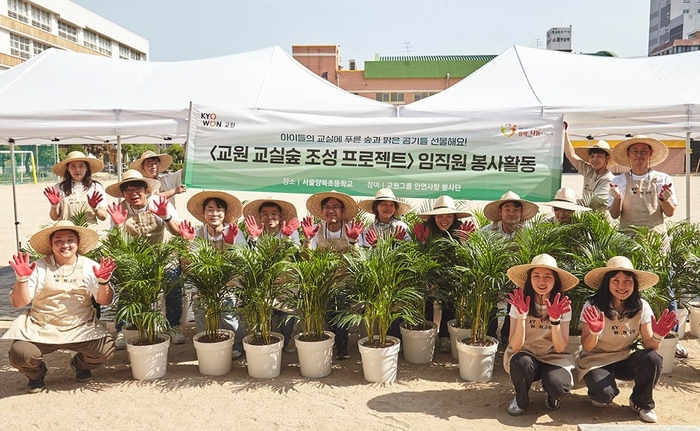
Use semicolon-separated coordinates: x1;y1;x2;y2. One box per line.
3;131;683;422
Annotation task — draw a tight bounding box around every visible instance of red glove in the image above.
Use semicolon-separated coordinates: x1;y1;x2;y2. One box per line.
93;257;117;284
280;218;300;237
365;229;377;247
545;292;571;322
179;220;195;240
413;223;429;243
87;191;103;209
44;187;61;206
393;225;407;241
223;223;239;244
658;183;672;201
107;202;128;226
456;220;476;241
150;196;170;219
9;252;36;282
651;309;679;340
508;288;530;318
345;219;365;240
245;215;263;238
582;305;605;334
301;216;319;239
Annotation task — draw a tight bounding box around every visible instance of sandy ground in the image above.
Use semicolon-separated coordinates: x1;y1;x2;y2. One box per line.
0;173;699;430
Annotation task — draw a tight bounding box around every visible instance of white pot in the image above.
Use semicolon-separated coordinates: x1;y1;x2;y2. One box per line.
125;334;171;380
658;332;679;375
447;319;471;360
456;335;499;382
688;302;700;337
358;335;401;383
677;307;689;340
121;327;139;362
193;329;235;376
242;332;284;379
400;321;437;364
294;331;335;378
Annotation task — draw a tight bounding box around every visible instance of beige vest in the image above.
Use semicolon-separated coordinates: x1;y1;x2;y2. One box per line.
3;256;109;344
58;187;99;227
316;223;351;252
619;171;665;234
124;203;168;244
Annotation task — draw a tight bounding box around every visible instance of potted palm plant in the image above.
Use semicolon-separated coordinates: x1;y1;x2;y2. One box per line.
285;248;344;378
182;238;243;376
338;236;423;383
100;229;182;380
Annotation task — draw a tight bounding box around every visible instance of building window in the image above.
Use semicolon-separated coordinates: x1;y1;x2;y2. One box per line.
414;92;438;101
10;33;31;59
376;92;404;103
33;41;51;55
30;5;51;31
58;21;78;43
7;0;29;23
119;44;144;60
84;30;98;51
98;35;112;56
684;9;690;14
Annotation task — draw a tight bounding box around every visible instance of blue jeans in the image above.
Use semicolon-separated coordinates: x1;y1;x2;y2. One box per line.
165;265;183;327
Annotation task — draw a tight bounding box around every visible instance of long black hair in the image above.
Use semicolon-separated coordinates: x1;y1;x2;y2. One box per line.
522;268;563;319
589;270;642;320
424;214;461;239
59;162;98;196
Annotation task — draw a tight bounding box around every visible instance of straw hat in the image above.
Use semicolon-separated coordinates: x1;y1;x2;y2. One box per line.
29;220;99;256
584;256;659;291
306;191;358;221
52;151;104;176
417;195;471;219
612;135;668;167
507;253;579;292
541;188;591;212
105;169;161;198
574;140;616;168
242;199;297;222
130;150;173;175
187;191;243;224
483;191;539;222
358;188;411;217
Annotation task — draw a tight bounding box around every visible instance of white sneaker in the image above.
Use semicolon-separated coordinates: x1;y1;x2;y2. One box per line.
507;398;524;416
166;327;186;344
114;332;126;350
590;399;608;408
629;397;658;423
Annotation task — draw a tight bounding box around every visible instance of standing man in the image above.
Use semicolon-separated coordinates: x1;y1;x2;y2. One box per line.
563;123;616;210
105;170;186;348
131;149;186;207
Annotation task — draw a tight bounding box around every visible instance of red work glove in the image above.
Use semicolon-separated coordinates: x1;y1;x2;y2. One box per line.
545;292;572;322
582;305;605;334
44;187;61;206
9;252;36;282
245;215;263;238
107;202;128;226
658;183;672;201
280;218;300;237
365;229;377;247
508;288;530;319
87;191;103;209
345;219;365;240
393;225;407;241
223;223;239;244
179;220;195;240
456;220;476;241
651;309;679;340
150;196;170;219
93;257;117;284
301;216;319;240
413;223;429;243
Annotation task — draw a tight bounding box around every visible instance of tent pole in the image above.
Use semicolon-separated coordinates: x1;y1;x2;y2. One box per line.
117;135;122;181
9;140;20;252
686;131;691;221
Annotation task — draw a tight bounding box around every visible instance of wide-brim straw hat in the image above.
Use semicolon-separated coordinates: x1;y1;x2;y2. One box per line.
105;169;161;198
612;135;668;167
541;187;591;212
574;140;617;168
187;191;243;224
52;151;104;176
358;188;411;217
306;191;358;221
507;253;579;292
584;256;659;291
130;150;173;175
242;199;298;222
29;220;99;256
483;191;539;222
418;195;471;219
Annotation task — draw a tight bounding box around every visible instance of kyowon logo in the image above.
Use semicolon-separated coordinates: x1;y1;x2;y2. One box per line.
500;124;517;138
200;112;235;129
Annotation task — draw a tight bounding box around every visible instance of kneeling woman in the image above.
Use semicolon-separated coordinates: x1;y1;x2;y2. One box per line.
578;256;677;423
504;254;579;416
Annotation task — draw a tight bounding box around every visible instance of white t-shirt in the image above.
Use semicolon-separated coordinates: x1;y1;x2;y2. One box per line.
21;256;100;301
607;170;677;207
578;299;653;325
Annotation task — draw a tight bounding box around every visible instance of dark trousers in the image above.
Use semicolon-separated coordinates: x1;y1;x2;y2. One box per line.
583;348;662;410
165;265;183;326
509;352;571;408
328;294;348;344
274;309;295;345
425;300;455;338
487;304;510;343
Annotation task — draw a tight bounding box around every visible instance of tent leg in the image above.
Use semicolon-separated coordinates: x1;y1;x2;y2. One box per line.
10;141;20;253
117;135;122;181
686;132;691;221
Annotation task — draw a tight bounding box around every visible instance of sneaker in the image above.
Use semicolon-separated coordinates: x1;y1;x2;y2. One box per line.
114;332;126;350
27;378;45;394
283;339;297;354
75;369;93;383
590;399;608;408
507;398;524;416
336;341;350;360
629;397;658;423
438;337;451;354
231;349;243;360
675;343;689;359
544;393;561;410
166;326;186;344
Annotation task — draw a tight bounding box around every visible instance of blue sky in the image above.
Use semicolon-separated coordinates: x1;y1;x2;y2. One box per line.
72;0;651;66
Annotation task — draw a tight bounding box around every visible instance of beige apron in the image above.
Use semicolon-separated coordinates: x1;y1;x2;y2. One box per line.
196;224;228;250
58;186;99;227
503;315;575;385
580;162;614;209
3;256;108;344
619;171;665;234
124;203;168;244
316;223;351;252
577;310;642;380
